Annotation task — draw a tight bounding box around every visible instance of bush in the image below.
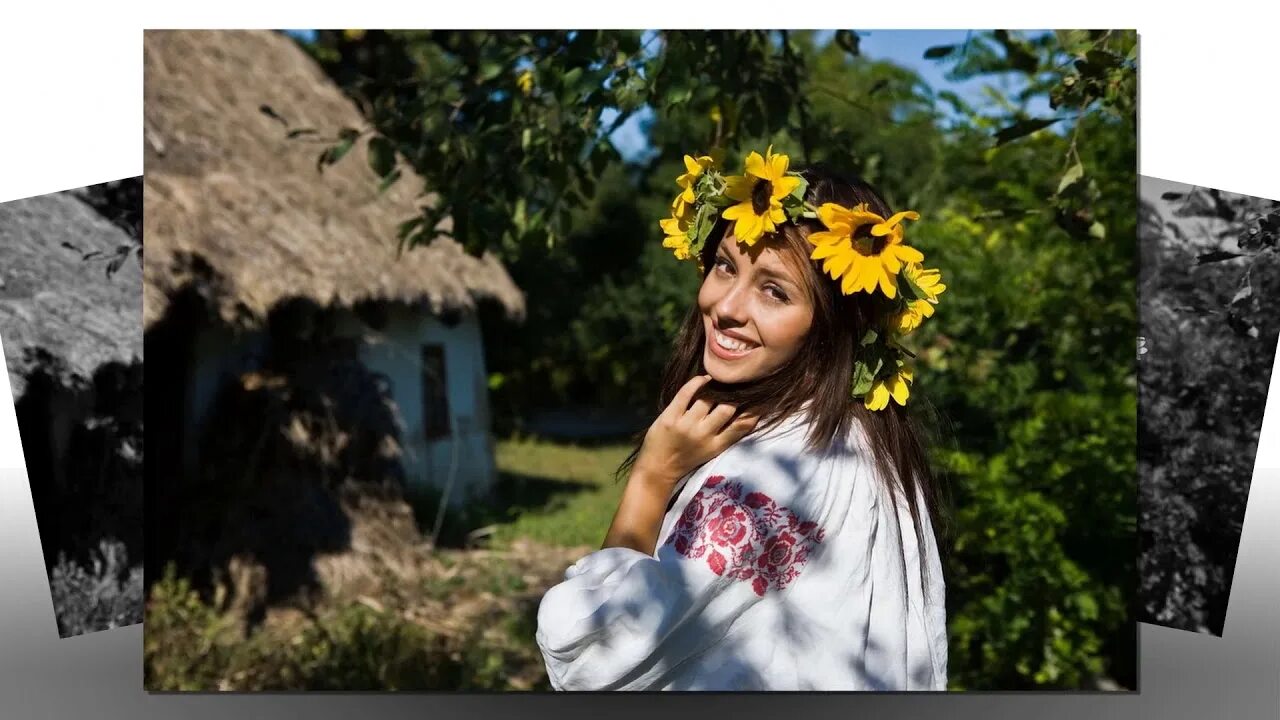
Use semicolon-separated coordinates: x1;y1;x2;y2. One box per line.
145;565;531;690
49;538;143;638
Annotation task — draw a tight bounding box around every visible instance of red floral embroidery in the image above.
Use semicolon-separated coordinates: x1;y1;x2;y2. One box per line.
663;475;825;596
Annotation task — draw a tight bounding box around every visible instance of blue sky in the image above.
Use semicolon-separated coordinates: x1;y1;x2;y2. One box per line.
285;29;1052;162
604;30;1052;162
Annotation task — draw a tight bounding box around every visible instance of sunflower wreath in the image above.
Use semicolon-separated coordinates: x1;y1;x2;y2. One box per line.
659;146;946;411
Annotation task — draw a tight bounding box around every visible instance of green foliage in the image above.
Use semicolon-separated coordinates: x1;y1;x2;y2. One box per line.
145;564;534;690
144;566;238;691
291;29;1138;689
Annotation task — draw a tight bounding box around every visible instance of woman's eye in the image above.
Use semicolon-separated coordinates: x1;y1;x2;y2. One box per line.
765;285;789;303
714;257;733;274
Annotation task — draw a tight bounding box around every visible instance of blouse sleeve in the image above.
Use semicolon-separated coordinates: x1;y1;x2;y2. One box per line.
534;424;949;692
535;473;827;691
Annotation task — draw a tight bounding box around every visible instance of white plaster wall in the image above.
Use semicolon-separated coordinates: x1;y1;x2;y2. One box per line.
338;306;496;504
184;305;497;505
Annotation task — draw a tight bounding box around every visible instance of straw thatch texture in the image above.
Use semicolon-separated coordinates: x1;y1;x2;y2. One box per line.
0;192;142;399
142;30;526;330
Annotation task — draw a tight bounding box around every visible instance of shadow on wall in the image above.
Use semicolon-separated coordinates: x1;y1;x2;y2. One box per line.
14;348;145;636
14;348;144;574
146;288;415;627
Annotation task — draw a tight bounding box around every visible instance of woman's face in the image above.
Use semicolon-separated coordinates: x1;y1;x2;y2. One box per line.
698;231;815;384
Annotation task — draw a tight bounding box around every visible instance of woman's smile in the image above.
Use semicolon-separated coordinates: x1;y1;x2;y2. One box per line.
709;324;760;360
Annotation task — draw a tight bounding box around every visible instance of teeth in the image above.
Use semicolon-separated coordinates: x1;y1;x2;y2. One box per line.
714;328;754;353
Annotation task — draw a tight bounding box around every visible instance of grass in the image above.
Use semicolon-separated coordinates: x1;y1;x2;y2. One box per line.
408;436;632;550
146;436;634;691
488;437;632;549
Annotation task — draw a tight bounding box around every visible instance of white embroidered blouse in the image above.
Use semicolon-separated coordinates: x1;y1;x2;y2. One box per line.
534;411;948;691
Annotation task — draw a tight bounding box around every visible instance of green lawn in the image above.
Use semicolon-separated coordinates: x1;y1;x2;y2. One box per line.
488;437;633;549
409;437;634;550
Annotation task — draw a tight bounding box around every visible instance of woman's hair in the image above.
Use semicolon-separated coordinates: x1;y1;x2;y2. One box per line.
618;162;950;586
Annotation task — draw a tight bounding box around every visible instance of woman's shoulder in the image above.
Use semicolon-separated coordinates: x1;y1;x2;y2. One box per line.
710;410;875;511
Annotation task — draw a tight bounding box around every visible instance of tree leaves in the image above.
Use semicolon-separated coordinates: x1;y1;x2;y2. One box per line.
924;44;956;59
367;135;395;178
834;30;861;57
994;117;1061;146
1057;162;1085;195
316;128;360;173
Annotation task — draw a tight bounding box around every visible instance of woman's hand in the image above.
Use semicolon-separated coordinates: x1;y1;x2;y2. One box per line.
632;374;759;490
602;375;758;554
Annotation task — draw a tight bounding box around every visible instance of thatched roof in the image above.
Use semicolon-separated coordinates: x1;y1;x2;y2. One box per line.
142;30;526;330
0;191;142;399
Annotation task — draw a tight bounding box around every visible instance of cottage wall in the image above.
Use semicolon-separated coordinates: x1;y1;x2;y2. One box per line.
185;306;496;506
185;326;267;473
336;306;496;505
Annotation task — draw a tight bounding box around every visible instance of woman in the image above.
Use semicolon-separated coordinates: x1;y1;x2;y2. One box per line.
535;153;949;691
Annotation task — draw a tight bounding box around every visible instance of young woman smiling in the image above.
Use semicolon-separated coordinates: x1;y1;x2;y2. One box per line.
535;161;949;691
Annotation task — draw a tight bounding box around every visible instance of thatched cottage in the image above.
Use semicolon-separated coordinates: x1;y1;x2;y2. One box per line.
0;186;144;633
143;30;525;588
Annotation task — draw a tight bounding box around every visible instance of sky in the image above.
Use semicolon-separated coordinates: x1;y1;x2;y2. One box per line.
604;30;1052;163
284;29;1053;163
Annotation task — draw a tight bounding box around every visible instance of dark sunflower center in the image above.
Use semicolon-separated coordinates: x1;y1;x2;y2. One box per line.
751;179;774;215
853;227;888;256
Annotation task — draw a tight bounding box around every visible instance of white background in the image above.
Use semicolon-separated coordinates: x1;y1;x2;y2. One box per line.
0;6;1275;716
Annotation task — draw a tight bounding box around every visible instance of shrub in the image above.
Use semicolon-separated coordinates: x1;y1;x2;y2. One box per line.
48;538;143;638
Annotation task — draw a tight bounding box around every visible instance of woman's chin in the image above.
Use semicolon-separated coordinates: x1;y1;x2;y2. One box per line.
703;347;761;384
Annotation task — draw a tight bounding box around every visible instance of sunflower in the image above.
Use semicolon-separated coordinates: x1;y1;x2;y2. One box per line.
901;262;946;303
893;299;936;334
722;146;801;245
659;204;695;261
807;203;924;298
865;366;913;411
673;154;716;218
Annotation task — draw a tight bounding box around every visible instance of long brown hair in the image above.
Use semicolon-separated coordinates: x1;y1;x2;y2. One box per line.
619;163;950;585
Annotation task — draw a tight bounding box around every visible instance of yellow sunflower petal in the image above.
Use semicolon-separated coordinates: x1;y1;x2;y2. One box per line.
866;381;890;411
767;150;790;182
893;244;925;264
825;247;855;280
683;155;703;175
889;373;911;405
735;213;764;245
871;210;921;237
772;175;801;199
724;175;755;201
877;265;898;298
807;229;846;247
895;308;921;334
743;151;767;180
722;201;751;221
845;260;874;295
846;205;887;228
817;203;851;230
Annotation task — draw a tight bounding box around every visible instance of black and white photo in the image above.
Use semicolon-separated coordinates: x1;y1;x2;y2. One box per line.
1139;175;1280;635
0;179;143;637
